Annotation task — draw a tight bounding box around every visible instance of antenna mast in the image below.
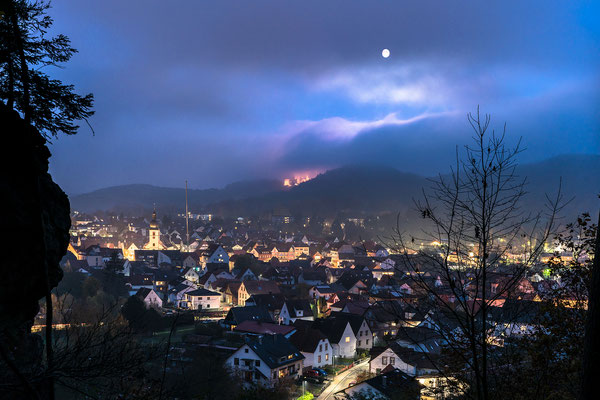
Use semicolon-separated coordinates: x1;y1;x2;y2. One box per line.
185;180;190;249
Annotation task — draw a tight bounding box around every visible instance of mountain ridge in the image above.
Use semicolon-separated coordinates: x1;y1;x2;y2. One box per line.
70;154;600;219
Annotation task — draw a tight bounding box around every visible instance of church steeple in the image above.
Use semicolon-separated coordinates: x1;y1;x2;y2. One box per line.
149;205;159;229
144;205;164;250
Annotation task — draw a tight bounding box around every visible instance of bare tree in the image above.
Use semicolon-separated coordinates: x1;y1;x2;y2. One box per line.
385;108;566;400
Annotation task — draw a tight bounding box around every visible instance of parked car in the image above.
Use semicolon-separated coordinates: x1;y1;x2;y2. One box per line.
304;369;324;383
313;368;328;377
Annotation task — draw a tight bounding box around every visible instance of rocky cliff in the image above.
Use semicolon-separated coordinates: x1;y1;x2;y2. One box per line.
0;103;70;397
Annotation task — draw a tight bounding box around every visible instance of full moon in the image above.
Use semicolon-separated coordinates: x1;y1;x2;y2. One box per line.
381;48;390;58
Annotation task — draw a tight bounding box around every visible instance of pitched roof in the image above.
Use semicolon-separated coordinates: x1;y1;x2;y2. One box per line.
186;288;221;297
234;321;296;336
244;334;304;369
370;344;440;371
289;325;327;353
225;305;274;325
242;280;281;295
311;318;352;344
355;369;420;398
283;299;313;318
328;312;368;336
246;293;286;311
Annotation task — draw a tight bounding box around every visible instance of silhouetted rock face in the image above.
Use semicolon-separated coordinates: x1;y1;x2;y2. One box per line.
0;102;70;335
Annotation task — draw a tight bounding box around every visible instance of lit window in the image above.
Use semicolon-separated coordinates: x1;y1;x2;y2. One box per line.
325;354;329;361
345;336;350;343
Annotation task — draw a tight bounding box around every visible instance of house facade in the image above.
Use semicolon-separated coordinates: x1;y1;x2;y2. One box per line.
185;288;221;310
225;335;304;388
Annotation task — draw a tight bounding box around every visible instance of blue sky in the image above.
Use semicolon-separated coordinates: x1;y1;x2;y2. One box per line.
45;0;600;194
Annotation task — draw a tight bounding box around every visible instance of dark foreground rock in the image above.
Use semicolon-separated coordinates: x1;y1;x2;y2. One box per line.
0;103;70;398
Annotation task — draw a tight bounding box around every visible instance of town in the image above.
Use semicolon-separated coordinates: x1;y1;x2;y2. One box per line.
44;205;587;400
1;0;598;399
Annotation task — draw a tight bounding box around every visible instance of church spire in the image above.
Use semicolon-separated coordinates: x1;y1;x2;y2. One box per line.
150;205;159;229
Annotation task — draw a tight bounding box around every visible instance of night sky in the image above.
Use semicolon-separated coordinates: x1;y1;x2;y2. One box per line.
46;1;600;194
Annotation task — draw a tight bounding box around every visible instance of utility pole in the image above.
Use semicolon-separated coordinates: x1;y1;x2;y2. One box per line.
185;180;190;250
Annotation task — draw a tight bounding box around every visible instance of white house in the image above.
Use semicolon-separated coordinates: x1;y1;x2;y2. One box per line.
225;334;304;388
289;327;333;369
337;369;419;400
168;283;198;307
135;288;163;309
313;319;357;358
182;267;200;283
184;288;221;310
279;300;314;325
369;344;438;377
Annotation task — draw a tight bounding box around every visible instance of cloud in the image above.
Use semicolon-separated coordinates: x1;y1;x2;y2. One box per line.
44;0;600;193
280;112;454;142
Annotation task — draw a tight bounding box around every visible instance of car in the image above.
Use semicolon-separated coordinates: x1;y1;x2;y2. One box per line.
313;368;328;377
303;369;324;383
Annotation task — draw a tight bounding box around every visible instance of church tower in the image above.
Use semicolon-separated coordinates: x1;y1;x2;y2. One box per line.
144;207;165;250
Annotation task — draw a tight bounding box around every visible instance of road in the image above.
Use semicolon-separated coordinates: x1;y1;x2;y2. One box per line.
317;360;369;400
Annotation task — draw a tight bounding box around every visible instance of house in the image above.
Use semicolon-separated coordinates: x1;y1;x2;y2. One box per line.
270;243;296;262
235;268;257;281
135;288;163;309
245;293;286;321
181;267;200;283
238;280;281;306
126;274;155;296
309;285;338;300
289;325;333;369
168;283;198;307
182;254;198;270
153;271;179;294
224;281;243;305
369;344;439;376
293;243;310;258
310;318;357;358
196;244;229;268
395;327;443;354
225;334;304;388
184;288;221;310
332;312;373;351
223;305;274;329
279;299;314;325
298;270;328;286
488;299;543;337
337;369;420;400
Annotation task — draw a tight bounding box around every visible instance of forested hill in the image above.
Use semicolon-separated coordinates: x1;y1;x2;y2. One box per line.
71;154;600;219
69;179;283;215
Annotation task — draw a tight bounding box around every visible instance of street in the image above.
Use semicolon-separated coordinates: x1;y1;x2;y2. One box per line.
317;360;369;400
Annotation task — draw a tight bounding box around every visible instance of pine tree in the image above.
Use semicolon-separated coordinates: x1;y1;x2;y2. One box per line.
0;0;94;137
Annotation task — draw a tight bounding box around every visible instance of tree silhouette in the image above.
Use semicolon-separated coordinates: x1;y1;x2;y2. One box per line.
385;108;566;400
0;0;94;137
